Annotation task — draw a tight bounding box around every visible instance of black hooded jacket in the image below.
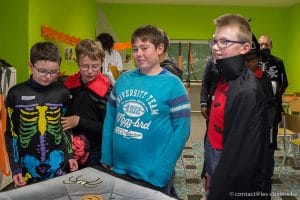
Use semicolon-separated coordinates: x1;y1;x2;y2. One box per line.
200;58;220;108
208;55;270;199
259;50;288;99
259;51;288;125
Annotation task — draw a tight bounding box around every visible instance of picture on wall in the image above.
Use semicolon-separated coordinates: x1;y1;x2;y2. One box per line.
64;47;73;62
120;49;135;71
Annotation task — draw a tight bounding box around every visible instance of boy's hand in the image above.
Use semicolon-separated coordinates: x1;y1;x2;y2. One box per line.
13;173;27;187
201;106;209;119
68;159;78;172
61;116;80;131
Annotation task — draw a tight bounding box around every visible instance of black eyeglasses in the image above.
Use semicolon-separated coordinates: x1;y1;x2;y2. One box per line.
34;66;59;77
209;39;246;49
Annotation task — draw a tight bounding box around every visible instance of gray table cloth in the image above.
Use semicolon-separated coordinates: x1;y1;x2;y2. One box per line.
0;167;176;200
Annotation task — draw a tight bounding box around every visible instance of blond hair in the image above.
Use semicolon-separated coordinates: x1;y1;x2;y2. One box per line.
259;35;272;46
214;14;252;43
75;39;105;61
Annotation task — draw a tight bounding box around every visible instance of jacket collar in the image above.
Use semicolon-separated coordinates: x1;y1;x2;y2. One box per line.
64;72;110;97
216;55;245;82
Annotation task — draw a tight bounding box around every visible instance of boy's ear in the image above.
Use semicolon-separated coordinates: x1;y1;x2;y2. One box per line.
29;62;34;69
157;43;164;55
241;42;251;54
28;62;34;73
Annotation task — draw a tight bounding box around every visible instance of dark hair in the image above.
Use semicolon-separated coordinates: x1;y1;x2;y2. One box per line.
246;34;260;57
30;42;61;65
131;25;164;49
96;33;115;54
162;31;169;53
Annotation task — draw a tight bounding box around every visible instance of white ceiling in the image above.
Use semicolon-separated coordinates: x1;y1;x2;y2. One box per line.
97;0;300;7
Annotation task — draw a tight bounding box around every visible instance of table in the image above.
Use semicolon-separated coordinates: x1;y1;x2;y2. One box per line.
0;167;176;200
282;96;300;115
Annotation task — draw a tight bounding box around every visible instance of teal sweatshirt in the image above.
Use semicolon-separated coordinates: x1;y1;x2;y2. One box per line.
101;69;191;187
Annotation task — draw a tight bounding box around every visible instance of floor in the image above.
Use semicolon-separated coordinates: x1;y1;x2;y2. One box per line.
174;112;300;200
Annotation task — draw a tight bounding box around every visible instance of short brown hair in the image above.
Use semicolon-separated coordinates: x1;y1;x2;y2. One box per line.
75;39;104;61
214;13;252;43
30;41;61;65
162;31;169;53
131;25;164;49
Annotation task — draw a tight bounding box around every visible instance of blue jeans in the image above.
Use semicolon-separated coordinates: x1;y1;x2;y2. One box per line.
204;138;222;176
204;138;222;198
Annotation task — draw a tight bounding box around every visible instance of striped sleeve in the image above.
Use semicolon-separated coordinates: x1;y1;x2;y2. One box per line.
169;94;191;119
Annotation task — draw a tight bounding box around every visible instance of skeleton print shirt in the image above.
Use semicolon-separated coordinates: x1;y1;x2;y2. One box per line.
5;76;73;183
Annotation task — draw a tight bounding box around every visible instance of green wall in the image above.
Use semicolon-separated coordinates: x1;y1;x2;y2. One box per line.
0;0;97;83
1;1;299;91
285;3;300;92
98;3;300;92
0;0;29;82
29;0;97;77
97;4;287;56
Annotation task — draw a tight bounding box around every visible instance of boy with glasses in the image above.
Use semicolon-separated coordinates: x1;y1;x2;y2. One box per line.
203;14;271;199
62;39;111;168
5;41;78;187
